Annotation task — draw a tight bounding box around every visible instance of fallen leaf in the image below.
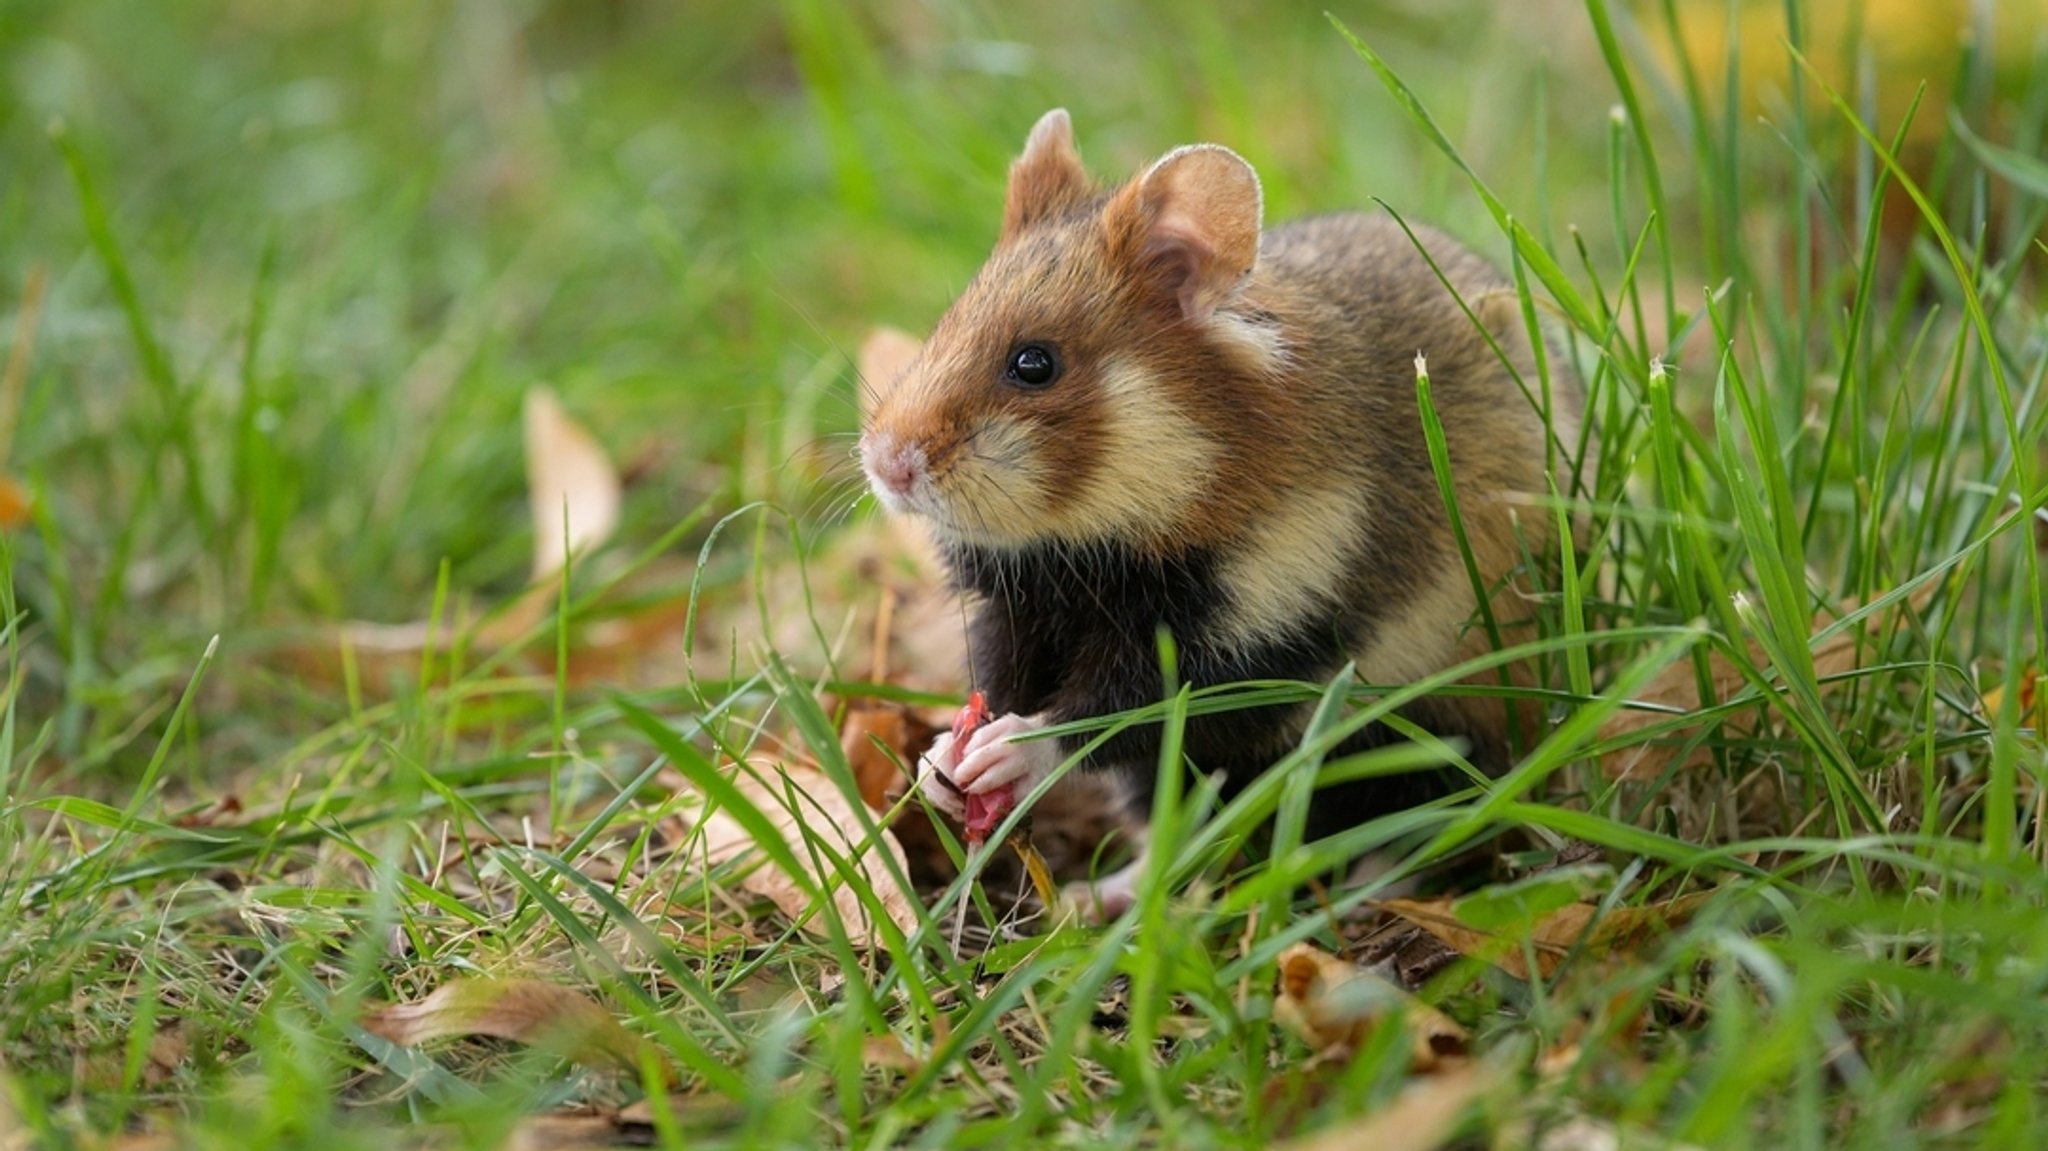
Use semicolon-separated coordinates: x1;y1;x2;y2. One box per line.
360;978;647;1074
1517;1113;1708;1151
499;1112;633;1151
1599;586;1932;781
1980;664;2042;732
95;1136;178;1151
860;1033;926;1074
0;264;47;474
142;1026;187;1087
856;327;924;413
0;264;46;532
287;386;644;687
681;756;921;948
1380;891;1711;982
838;701;932;812
613;1093;747;1141
1272;943;1469;1072
1274;1060;1497;1151
523;387;621;584
0;475;29;530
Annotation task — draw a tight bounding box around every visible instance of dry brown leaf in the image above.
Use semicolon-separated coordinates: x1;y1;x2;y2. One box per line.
0;263;47;477
860;1033;926;1074
1599;587;1932;781
857;327;924;409
839;702;930;812
523;387;622;584
360;978;647;1074
1517;1113;1708;1151
0;475;29;530
295;386;640;686
499;1112;634;1151
1274;1060;1497;1151
1272;943;1469;1072
1980;664;2042;731
142;1026;187;1088
91;1136;177;1151
1379;892;1710;982
682;756;921;948
613;1093;747;1141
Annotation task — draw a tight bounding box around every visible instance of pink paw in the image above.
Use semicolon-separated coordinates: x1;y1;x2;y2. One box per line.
915;710;1056;840
1058;852;1147;923
915;729;967;821
954;712;1056;798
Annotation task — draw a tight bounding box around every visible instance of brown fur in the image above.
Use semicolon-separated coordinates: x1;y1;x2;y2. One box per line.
863;109;1585;777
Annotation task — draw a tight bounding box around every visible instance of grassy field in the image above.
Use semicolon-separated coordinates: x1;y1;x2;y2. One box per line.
3;1;2047;1147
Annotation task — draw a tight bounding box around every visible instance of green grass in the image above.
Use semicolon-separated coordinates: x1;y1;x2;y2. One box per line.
4;1;2047;1147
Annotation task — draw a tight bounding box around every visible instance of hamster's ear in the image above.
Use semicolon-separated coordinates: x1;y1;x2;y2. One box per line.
1108;144;1263;322
1002;109;1090;240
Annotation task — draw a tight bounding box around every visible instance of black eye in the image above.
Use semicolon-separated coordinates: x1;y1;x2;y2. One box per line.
1005;343;1061;388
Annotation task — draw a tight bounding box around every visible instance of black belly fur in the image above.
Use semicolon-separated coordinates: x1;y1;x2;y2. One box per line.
944;540;1462;841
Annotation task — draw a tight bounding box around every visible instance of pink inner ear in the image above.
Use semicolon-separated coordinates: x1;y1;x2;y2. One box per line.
1132;147;1261;322
1141;228;1224;321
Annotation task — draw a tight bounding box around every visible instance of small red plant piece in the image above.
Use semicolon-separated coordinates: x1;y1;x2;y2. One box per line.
948;691;1015;846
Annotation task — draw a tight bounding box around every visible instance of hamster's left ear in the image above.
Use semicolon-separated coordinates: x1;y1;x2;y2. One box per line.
1003;109;1091;240
1108;144;1263;323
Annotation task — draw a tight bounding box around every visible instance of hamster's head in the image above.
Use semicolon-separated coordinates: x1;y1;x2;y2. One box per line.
859;109;1275;553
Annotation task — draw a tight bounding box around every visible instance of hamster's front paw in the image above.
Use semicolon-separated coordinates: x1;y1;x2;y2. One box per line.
953;712;1058;800
915;730;967;821
1057;851;1146;924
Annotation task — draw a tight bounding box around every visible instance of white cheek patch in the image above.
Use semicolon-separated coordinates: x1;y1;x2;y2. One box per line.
1044;358;1217;544
940;420;1053;539
1212;482;1375;647
1351;555;1481;686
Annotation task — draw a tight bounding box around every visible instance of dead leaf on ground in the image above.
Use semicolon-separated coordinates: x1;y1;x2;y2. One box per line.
1514;1113;1708;1151
496;1101;743;1151
1379;891;1712;982
678;756;921;948
613;1093;748;1141
360;977;649;1075
860;1033;927;1075
839;700;939;812
1980;663;2042;733
1272;943;1469;1073
90;1136;178;1151
857;326;924;409
281;384;673;689
523;387;622;584
497;1112;634;1151
0;475;30;530
1598;585;1935;781
0;264;47;531
1274;1059;1499;1151
142;1025;187;1087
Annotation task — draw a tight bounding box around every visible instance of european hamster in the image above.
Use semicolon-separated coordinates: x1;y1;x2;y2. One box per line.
859;110;1585;892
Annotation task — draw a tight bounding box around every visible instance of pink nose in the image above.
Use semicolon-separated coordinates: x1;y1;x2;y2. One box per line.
863;435;927;499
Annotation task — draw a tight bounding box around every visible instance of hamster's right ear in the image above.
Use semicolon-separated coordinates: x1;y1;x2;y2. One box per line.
1002;109;1090;240
1107;144;1264;323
